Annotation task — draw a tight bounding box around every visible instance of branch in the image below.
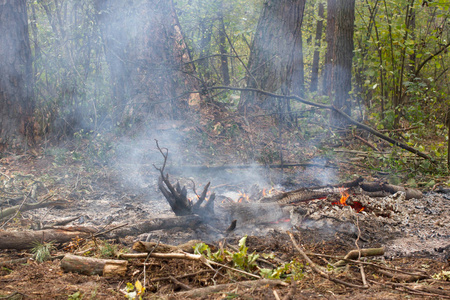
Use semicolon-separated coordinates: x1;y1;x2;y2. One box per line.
200;86;434;162
288;231;368;289
415;41;450;77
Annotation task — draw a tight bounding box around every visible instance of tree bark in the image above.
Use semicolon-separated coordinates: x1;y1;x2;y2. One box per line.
322;0;337;96
93;0;199;124
310;3;325;93
331;0;355;126
0;0;35;148
239;0;306;111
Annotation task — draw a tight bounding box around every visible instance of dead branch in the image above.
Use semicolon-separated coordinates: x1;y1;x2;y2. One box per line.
60;254;127;277
287;231;368;289
119;251;261;279
174;279;288;298
0;200;68;220
132;240;202;254
375;269;428;283
334;247;385;267
169;275;193;290
204;86;434;162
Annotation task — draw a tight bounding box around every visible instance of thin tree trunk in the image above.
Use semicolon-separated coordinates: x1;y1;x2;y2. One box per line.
322;0;337;97
218;14;230;86
310;3;325;93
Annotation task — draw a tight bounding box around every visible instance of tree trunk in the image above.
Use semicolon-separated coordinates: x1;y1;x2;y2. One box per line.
94;0;199;125
310;3;325;93
322;0;337;96
239;0;306;111
331;0;355;126
218;16;231;86
0;0;34;148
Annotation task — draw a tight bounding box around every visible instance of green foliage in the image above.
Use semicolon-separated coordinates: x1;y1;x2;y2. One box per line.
124;280;145;300
260;259;305;281
67;291;83;300
195;236;306;281
98;241;118;258
31;241;55;263
194;236;259;272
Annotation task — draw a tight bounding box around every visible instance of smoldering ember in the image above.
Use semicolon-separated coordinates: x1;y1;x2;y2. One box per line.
1;0;450;299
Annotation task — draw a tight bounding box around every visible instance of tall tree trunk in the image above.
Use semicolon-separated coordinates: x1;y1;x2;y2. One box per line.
310;3;325;93
94;0;199;125
322;0;337;96
331;0;355;126
218;13;230;86
239;0;306;111
0;0;35;148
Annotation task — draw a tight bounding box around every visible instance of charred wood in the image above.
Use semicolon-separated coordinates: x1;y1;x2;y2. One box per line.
360;182;423;199
110;215;202;238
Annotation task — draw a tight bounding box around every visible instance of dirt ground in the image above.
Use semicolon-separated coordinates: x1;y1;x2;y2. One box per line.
1;116;450;299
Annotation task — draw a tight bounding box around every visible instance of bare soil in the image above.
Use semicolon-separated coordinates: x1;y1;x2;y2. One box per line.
1;116;450;299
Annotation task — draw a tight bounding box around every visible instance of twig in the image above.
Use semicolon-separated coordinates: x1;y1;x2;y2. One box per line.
150;270;214;282
273;289;281;300
169;275;193;291
119;251;261;279
354;135;379;152
287;231;368;289
174;279;288;298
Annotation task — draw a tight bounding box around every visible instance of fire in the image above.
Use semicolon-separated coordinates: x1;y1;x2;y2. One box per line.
262;187;274;197
339;188;349;206
237;191;250;203
332;187;365;213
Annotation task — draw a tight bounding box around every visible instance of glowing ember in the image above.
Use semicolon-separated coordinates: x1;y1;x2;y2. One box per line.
237;191;250;203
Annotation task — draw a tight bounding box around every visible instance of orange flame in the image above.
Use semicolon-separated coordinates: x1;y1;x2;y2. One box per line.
237;191;250;203
339;188;349;206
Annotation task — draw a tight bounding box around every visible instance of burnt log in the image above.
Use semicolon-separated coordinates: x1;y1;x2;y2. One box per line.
60;254;127;277
360;182;423;199
110;215;202;238
0;227;96;250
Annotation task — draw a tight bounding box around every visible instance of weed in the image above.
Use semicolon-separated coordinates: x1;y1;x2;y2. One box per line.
31;241;55;263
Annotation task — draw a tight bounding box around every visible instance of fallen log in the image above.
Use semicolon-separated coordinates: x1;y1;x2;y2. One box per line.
0;226;97;250
60;254;127;277
360;182;423;199
110;215;202;238
260;177;364;205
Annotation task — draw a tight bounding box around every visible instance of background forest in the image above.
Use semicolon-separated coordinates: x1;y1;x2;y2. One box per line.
1;0;450;181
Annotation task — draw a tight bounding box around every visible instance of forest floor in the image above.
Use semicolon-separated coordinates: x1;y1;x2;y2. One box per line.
1;107;450;299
